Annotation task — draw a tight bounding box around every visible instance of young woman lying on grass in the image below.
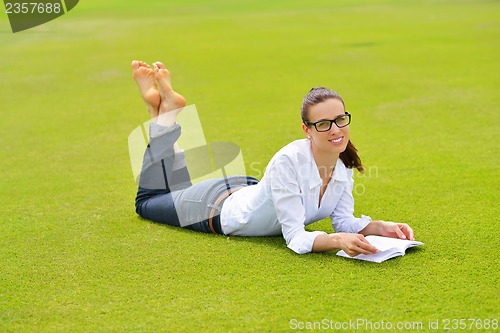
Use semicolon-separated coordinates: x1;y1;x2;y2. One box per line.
132;60;414;256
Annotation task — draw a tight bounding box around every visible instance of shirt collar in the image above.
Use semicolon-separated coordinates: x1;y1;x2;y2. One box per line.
309;157;322;189
308;150;349;189
332;158;349;182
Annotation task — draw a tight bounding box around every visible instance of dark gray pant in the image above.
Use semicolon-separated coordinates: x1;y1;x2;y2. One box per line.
135;123;258;234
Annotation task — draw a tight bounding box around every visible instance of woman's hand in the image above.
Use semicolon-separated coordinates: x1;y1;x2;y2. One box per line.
312;233;378;255
329;233;379;257
360;220;415;241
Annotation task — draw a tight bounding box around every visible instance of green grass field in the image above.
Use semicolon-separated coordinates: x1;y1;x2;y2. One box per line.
1;0;499;332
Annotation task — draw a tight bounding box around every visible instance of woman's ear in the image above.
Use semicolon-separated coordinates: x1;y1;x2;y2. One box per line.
302;123;311;139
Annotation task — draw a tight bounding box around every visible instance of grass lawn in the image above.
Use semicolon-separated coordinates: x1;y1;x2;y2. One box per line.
0;0;498;332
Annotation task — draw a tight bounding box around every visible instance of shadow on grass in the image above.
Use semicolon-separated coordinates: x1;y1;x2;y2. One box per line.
139;216;286;249
138;217;425;264
138;216;319;258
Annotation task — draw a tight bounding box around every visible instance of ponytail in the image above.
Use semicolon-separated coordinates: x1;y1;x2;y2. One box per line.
340;140;364;172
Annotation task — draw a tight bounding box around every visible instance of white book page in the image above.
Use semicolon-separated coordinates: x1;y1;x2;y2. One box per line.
364;235;423;252
336;236;423;263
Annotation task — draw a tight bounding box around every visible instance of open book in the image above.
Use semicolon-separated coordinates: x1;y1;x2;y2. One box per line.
336;235;423;263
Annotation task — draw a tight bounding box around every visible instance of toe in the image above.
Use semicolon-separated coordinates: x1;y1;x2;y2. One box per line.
155;67;170;81
131;60;139;69
154;61;166;69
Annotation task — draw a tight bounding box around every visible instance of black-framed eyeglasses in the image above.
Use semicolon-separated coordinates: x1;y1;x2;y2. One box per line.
303;112;351;132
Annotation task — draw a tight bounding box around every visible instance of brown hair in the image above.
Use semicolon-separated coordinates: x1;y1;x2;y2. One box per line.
301;87;364;172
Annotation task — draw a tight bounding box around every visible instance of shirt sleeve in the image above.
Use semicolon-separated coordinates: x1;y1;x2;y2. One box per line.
267;155;326;254
330;174;372;233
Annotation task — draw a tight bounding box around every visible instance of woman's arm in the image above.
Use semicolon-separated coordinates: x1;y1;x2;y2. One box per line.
313;220;415;256
267;154;327;254
311;220;415;255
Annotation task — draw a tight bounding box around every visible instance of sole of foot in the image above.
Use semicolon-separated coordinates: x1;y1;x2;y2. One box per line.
153;62;186;114
132;60;161;118
153;62;187;126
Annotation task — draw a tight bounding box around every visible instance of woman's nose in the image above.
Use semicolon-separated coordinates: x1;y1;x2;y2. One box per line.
329;124;341;135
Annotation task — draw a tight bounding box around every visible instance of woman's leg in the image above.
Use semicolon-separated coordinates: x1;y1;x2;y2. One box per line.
135;122;191;207
132;60;189;225
172;176;259;234
132;60;259;234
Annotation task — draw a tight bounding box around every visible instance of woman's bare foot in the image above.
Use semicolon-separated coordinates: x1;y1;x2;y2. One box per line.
153;61;186;126
131;60;160;118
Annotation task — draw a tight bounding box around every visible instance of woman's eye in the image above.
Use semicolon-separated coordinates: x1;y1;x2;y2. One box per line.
336;116;347;124
317;121;330;130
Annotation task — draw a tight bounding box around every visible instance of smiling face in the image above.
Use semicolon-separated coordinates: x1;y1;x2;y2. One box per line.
302;98;350;158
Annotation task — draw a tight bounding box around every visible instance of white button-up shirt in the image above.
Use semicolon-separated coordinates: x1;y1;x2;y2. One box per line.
221;139;371;254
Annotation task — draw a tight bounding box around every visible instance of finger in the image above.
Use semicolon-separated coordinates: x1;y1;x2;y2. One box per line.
346;246;371;257
346;235;378;256
402;224;414;241
351;245;378;256
356;237;379;254
394;225;407;239
357;247;378;255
